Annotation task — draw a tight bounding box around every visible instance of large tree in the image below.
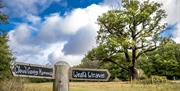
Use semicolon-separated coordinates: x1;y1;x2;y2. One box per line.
96;0;166;80
0;2;12;80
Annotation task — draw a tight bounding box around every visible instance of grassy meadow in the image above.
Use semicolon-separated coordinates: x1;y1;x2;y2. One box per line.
24;82;180;91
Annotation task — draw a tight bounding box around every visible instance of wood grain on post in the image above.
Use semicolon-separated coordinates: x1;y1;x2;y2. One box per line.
54;61;70;91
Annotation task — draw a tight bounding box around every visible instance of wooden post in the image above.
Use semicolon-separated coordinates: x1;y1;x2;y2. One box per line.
54;61;70;91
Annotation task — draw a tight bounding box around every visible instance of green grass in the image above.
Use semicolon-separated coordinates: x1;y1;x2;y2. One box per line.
24;82;180;91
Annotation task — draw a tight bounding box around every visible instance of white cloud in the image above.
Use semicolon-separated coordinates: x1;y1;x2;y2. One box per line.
8;4;110;66
36;13;64;45
63;24;98;55
173;24;180;43
58;4;109;35
36;4;110;47
47;43;84;66
62;9;89;34
9;24;33;44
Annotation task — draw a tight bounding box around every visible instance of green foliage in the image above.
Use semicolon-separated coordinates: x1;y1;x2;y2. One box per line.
100;62;130;81
97;0;166;49
0;2;13;80
138;39;180;79
75;57;100;69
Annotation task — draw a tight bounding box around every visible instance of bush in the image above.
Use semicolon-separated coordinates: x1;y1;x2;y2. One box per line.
130;75;167;84
151;75;167;84
29;78;53;83
138;69;148;80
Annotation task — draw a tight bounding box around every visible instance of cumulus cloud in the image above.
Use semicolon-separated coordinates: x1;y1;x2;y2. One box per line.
62;9;89;34
62;4;110;55
63;24;98;55
35;4;110;45
36;14;66;45
9;24;33;44
8;4;110;66
47;43;84;66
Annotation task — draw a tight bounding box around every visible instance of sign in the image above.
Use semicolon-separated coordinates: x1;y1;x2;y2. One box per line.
70;68;111;81
11;61;111;91
11;62;54;79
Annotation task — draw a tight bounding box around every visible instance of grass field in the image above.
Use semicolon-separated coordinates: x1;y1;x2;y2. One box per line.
24;82;180;91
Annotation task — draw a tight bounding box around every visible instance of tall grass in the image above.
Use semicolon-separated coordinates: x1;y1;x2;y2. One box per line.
0;78;26;91
24;82;180;91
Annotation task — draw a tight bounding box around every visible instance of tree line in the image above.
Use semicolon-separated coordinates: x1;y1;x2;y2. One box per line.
77;38;180;80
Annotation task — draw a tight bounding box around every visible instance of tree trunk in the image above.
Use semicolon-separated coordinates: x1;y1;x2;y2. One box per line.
131;49;138;80
130;66;138;80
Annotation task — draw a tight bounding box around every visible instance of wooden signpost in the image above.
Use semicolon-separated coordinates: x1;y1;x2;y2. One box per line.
11;61;111;91
54;61;70;91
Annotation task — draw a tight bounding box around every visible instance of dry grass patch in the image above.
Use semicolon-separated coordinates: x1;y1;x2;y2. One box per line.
24;82;180;91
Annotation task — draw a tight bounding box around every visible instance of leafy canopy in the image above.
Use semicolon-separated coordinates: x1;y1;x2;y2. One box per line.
97;0;166;61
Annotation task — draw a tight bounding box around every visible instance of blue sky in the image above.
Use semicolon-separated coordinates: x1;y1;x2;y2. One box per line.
1;0;180;66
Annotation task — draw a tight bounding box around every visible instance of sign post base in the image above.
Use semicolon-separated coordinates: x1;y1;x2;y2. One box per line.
54;61;70;91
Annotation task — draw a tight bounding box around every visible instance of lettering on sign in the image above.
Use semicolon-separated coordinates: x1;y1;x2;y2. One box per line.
11;62;54;79
70;68;110;81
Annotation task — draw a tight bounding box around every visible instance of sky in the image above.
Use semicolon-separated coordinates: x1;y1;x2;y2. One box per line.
0;0;180;66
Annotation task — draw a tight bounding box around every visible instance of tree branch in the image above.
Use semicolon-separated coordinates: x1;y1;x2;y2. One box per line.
136;41;158;59
102;58;129;72
124;50;131;62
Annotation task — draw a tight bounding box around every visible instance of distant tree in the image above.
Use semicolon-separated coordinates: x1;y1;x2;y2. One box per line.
139;38;180;79
75;57;100;69
96;0;166;80
80;39;180;80
0;2;13;80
